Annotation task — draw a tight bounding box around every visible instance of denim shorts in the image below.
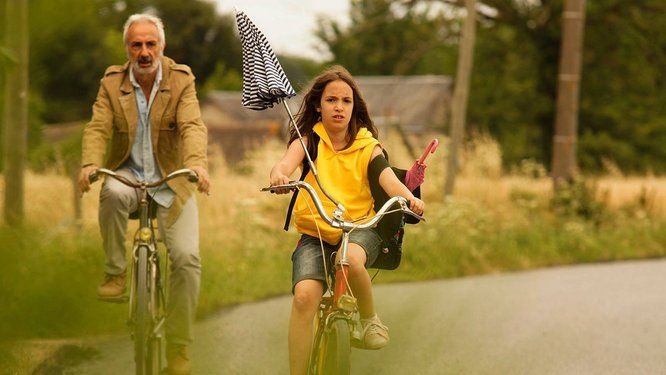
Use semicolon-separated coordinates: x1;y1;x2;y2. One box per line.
291;229;382;292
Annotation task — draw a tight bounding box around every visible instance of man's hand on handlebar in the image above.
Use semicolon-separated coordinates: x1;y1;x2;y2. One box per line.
190;166;210;194
78;164;99;195
407;196;425;216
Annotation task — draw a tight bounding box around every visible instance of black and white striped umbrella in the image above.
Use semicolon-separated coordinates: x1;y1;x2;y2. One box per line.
234;9;340;207
235;9;296;110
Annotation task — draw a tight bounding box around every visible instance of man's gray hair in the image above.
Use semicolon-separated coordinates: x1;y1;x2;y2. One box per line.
123;13;166;46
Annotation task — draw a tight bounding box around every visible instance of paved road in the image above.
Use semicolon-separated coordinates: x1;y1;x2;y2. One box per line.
72;260;666;374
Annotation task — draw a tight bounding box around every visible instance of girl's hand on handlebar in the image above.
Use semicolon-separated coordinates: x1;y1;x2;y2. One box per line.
408;196;425;216
270;173;291;194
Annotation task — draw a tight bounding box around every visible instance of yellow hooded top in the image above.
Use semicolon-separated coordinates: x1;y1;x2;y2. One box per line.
293;122;380;245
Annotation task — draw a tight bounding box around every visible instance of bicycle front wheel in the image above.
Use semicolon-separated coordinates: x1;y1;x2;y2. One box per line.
146;262;162;375
134;245;150;375
313;318;351;375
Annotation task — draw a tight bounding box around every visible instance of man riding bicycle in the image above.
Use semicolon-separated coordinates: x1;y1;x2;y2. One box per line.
78;13;209;375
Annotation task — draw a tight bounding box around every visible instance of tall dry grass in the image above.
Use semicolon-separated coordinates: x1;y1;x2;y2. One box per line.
1;130;664;229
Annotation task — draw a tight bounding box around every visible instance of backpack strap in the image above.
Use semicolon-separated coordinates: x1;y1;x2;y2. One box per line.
283;133;320;231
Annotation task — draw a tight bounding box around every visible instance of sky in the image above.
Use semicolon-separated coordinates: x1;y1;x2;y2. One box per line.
214;0;350;61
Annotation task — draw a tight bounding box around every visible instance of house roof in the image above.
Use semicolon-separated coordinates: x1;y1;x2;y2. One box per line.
201;91;286;128
287;75;452;132
203;75;452;132
355;75;452;131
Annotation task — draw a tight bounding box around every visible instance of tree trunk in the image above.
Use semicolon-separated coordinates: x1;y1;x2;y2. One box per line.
3;0;29;226
551;0;586;188
444;0;476;196
71;168;82;228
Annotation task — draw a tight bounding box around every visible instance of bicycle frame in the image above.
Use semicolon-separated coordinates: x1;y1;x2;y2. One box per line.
127;183;164;375
91;168;198;375
262;180;423;374
127;178;158;310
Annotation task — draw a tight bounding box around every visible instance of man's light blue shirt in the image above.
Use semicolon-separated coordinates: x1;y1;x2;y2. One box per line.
125;63;175;208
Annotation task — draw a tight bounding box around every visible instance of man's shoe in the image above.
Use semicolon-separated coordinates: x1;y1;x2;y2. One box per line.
360;314;389;350
167;345;191;375
97;272;126;300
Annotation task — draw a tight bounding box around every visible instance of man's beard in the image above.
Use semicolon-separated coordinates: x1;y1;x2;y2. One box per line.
131;53;161;76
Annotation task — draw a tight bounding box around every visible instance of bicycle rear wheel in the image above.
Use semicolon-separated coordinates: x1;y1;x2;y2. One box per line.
134;245;150;375
312;318;351;375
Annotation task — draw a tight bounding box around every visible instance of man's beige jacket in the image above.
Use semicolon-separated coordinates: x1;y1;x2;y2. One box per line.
82;56;208;225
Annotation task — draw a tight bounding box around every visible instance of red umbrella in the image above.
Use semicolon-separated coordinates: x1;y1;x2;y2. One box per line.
405;139;439;191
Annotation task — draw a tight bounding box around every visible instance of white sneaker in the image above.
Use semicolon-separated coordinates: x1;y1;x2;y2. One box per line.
360;315;389;350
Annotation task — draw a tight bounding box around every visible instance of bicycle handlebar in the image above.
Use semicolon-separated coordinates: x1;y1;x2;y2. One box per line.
89;168;199;188
261;181;424;231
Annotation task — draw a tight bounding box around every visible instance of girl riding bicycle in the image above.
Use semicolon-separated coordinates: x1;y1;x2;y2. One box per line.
269;65;425;375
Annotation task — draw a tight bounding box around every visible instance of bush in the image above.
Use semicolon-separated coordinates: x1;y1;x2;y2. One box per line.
550;178;608;224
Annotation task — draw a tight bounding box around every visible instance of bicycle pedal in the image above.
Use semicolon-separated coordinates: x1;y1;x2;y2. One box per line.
350;336;364;349
97;295;129;304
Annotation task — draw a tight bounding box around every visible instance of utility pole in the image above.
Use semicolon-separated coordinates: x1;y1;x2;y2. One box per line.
445;0;476;196
551;0;586;188
3;0;29;225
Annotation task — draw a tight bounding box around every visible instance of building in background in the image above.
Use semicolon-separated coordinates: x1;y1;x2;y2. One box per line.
355;75;452;134
201;75;452;164
201;91;285;165
42;75;453;168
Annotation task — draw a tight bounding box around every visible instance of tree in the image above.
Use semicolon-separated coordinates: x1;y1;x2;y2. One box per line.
278;55;325;92
316;0;458;75
151;0;242;85
29;0;127;123
469;0;564;167
319;0;666;174
28;0;243;124
463;0;666;173
3;0;29;225
551;0;586;186
576;0;666;172
445;0;477;196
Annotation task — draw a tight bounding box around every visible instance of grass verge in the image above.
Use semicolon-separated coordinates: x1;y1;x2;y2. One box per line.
1;198;664;341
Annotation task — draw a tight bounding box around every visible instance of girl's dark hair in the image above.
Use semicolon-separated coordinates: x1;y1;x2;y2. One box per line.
288;65;378;149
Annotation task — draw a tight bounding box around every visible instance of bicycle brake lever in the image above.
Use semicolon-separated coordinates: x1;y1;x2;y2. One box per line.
397;199;425;222
261;184;298;193
404;210;425;222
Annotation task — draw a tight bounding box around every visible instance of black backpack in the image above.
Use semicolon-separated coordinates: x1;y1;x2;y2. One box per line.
283;133;421;270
